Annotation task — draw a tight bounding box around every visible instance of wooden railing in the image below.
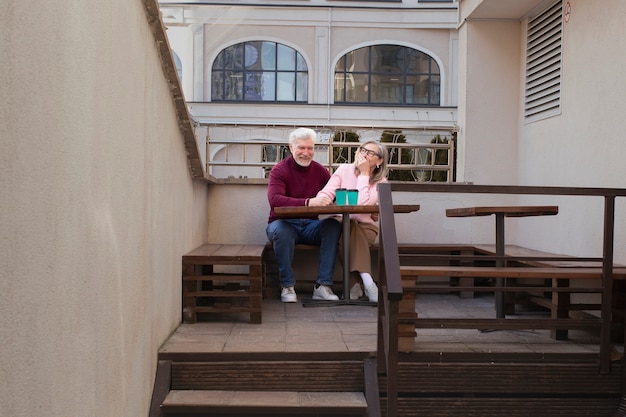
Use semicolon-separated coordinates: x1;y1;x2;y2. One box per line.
376;182;626;417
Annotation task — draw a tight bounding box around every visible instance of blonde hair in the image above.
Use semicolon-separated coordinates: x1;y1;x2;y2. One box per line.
354;141;389;184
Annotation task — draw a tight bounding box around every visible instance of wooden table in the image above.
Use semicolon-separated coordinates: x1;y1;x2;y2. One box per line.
275;204;420;305
446;206;559;317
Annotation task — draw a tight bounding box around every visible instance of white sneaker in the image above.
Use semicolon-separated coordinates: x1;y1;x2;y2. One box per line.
281;286;297;303
312;284;339;301
350;283;364;300
364;282;379;302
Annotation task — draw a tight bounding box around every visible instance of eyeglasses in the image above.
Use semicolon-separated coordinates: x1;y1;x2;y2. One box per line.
359;147;381;158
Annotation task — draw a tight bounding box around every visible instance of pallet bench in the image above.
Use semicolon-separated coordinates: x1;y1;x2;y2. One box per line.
398;264;626;348
182;244;265;324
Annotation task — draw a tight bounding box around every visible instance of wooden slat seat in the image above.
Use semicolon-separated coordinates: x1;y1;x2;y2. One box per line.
182;244;265;324
397;264;626;347
400;265;626;279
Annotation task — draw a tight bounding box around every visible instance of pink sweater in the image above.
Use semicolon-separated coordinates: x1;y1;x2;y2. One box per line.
316;164;387;225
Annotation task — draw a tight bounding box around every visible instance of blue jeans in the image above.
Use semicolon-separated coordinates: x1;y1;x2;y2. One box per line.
266;218;342;288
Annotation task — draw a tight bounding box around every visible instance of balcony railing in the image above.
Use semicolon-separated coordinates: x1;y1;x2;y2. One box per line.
205;127;456;182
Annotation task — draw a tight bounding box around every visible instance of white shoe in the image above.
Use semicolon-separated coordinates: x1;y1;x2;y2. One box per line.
350;283;363;300
364;282;379;302
312;284;339;301
281;286;297;303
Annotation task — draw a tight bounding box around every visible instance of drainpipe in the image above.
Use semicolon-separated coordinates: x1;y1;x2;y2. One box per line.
327;7;332;124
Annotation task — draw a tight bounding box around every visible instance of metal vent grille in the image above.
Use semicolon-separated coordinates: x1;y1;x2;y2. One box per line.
524;1;563;122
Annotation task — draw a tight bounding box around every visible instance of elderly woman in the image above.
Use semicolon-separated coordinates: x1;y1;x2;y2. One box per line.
316;140;389;302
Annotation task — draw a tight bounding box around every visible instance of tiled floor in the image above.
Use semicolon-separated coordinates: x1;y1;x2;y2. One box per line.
160;293;613;356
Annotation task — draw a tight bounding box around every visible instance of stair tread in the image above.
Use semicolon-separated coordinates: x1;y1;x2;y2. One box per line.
162;389;367;408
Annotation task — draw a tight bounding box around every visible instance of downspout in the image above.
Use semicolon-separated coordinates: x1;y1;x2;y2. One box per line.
327;7;332;124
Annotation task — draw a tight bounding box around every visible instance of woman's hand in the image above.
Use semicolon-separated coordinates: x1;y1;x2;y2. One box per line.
356;154;369;175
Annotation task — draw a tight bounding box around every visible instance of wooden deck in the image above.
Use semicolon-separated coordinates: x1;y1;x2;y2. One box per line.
160;295;609;357
155;295;624;417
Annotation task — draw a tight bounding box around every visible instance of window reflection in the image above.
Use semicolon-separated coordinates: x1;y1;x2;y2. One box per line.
334;45;440;106
212;41;307;102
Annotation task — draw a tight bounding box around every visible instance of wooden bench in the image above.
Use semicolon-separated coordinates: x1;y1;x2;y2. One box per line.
262;242;478;299
398;264;626;349
182;244;265;324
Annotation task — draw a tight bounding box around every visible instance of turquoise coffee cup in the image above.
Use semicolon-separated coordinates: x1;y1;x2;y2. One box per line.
335;188;348;205
347;189;358;205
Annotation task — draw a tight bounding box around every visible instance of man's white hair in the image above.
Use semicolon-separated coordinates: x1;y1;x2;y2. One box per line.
289;127;316;145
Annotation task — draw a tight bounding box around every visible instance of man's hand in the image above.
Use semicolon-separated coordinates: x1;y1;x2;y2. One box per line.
308;195;333;207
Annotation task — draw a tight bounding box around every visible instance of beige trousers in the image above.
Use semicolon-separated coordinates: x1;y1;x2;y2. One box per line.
339;220;378;274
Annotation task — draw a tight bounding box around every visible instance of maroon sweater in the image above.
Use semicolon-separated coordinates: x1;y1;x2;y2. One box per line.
267;156;330;223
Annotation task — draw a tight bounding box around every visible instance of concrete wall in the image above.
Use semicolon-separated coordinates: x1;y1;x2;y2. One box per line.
0;1;208;416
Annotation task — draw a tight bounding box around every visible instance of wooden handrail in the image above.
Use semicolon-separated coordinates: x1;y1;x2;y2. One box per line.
376;182;401;417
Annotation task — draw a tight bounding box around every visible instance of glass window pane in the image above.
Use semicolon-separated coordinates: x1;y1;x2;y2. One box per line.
224;71;243;100
261;72;276;101
334;73;346;102
345;73;369;103
430;59;440;75
406;75;429;104
296;72;308;101
296;53;307;71
335;56;346;72
277;44;295;70
261;42;276;70
213;51;225;70
211;71;224;100
429;75;440;105
244;73;263;100
348;48;370;72
244;42;262;70
371;74;403;103
277;72;295;101
371;45;403;73
223;44;244;70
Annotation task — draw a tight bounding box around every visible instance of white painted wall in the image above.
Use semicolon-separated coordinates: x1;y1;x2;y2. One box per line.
0;1;208;416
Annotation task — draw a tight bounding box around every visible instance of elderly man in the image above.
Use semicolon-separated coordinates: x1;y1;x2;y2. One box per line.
266;127;342;302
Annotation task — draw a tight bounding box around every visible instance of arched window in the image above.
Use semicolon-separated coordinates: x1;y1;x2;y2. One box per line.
211;41;308;102
334;45;440;106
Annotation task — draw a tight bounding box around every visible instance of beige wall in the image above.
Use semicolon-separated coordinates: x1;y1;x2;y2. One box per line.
516;0;626;257
457;19;521;184
0;1;208;416
455;0;626;262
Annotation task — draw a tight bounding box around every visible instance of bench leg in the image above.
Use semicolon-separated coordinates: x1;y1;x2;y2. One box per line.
249;264;263;324
551;278;570;340
457;248;475;299
182;263;198;324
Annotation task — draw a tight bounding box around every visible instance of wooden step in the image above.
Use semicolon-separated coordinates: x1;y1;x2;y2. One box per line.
161;389;367;416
